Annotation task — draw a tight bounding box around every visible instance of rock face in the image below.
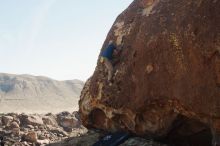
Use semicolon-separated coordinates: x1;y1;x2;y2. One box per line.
79;0;220;145
0;73;84;113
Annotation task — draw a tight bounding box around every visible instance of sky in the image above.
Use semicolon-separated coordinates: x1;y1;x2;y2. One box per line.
0;0;133;81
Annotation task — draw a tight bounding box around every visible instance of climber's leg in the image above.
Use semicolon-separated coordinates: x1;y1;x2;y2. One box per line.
104;58;113;81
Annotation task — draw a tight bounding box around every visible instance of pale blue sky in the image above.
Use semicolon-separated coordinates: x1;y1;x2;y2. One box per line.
0;0;133;81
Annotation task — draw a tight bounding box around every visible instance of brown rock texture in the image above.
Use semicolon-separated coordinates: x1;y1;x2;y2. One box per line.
79;0;220;142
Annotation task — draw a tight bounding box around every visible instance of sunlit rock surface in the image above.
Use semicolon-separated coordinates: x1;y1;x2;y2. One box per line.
79;0;220;145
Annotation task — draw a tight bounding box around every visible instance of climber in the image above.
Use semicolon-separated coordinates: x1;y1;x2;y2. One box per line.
100;40;121;82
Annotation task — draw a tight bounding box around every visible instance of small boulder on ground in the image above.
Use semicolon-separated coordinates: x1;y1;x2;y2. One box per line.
43;115;58;127
23;131;38;143
57;112;80;132
20;114;44;126
10;121;19;129
49;127;68;137
2;116;13;126
59;117;79;128
26;125;34;129
37;139;50;145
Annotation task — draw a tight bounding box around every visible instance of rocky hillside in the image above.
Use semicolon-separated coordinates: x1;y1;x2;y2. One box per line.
0;73;84;113
79;0;220;145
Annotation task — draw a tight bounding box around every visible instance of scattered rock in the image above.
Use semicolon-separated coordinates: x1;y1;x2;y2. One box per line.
27;125;34;129
23;131;37;143
10;121;19;129
43;115;58;127
11;128;20;136
39;125;46;130
12;142;25;146
0;112;132;146
72;111;80;120
49;127;68;137
0;127;5;135
57;111;81;132
0;112;90;145
38;134;47;140
2;116;13;125
60;117;78;128
37;139;50;145
24;115;44;126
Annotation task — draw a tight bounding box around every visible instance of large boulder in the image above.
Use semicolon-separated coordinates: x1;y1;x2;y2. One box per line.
79;0;220;145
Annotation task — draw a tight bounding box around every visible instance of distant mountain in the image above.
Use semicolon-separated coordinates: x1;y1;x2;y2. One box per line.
0;73;84;114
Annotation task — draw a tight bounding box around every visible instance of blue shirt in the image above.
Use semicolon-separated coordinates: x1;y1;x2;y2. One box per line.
101;44;116;60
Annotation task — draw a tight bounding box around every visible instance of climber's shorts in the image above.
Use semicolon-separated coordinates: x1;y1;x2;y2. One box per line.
100;57;105;63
